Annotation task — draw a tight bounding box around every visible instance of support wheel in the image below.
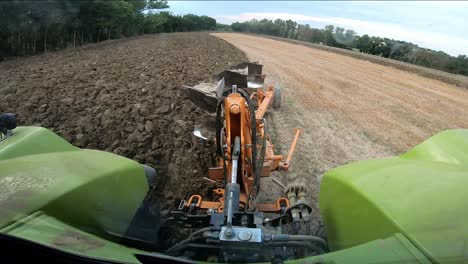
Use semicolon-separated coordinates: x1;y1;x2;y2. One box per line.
273;86;281;109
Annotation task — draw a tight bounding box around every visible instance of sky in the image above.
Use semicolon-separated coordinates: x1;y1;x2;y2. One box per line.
167;1;468;56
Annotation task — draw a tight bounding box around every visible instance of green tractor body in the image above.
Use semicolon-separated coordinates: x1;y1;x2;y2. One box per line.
0;126;467;263
0;127;148;263
318;129;468;264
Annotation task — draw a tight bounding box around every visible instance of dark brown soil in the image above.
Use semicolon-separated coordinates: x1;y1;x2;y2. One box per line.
0;32;247;211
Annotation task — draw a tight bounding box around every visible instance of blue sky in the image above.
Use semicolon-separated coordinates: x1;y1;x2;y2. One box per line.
167;1;468;56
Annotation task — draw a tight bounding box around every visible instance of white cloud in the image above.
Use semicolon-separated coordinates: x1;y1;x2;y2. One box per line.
216;12;468;56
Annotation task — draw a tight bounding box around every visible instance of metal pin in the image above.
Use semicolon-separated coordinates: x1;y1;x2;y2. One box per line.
272;177;287;190
203;177;216;183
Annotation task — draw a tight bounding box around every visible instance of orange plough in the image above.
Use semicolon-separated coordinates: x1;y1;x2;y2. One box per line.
180;62;302;215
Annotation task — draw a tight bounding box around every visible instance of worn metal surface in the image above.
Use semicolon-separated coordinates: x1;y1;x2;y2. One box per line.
183;85;218;113
219;226;262;243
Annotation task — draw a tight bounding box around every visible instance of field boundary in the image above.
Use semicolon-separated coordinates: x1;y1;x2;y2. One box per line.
229;32;468;89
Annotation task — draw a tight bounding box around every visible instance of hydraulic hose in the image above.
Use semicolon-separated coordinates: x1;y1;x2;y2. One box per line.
269;234;327;248
247;118;266;210
165;227;220;255
215;101;228;186
167;243;220;254
263;241;326;255
168;241;325;257
255;118;267;196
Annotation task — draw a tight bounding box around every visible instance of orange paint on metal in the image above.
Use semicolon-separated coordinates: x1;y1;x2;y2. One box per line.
230;104;240;114
200;201;222;210
208;167;224;180
187;195;202;207
284;129;301;170
186;194;223;211
255;90;274;120
214;188;225;196
183;82;301;215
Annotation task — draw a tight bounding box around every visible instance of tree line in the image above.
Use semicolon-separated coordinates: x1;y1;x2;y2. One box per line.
231;19;468;76
0;0;216;58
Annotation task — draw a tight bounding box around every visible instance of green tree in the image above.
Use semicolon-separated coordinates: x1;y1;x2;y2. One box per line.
344;29;356;47
335;27;345;36
323;25;336;46
355;34;371;53
225;18;468;76
324;25;334;32
147;0;169;9
0;0;216;59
